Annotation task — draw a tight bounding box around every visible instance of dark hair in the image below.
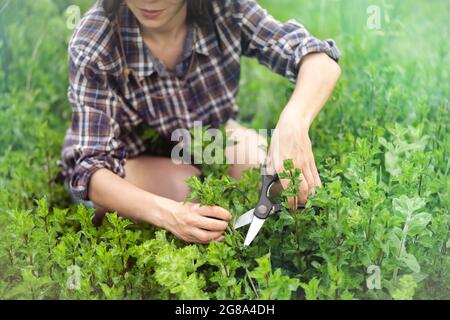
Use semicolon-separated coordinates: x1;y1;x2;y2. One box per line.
102;0;213;29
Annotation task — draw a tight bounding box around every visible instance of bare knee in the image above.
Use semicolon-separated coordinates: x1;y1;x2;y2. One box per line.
169;165;201;202
123;156;196;199
226;125;268;179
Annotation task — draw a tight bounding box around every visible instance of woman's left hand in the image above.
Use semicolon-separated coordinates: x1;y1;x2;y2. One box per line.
266;105;322;206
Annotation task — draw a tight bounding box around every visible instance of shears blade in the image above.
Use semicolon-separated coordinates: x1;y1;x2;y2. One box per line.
234;208;255;229
243;217;266;246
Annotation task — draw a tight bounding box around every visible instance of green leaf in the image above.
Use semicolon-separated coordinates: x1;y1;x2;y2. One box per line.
393;195;425;218
250;253;299;300
340;291;354;300
385;151;401;177
408;213;432;236
300;278;320;300
283;159;295;171
400;253;421;273
391;275;417;300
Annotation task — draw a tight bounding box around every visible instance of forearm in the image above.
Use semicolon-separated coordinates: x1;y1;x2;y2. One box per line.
88;168;176;228
268;52;341;198
283;52;341;127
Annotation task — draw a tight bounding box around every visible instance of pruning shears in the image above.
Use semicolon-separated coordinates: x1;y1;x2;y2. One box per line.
233;162;305;246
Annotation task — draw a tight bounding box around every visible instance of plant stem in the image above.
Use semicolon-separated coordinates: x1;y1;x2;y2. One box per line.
221;260;233;298
294;213;302;269
418;174;423;196
245;267;259;298
393;213;411;283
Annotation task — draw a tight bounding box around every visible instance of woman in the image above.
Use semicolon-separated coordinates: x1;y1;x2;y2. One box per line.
57;0;341;244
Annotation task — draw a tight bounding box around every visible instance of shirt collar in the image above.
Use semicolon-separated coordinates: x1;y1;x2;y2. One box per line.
117;3;219;81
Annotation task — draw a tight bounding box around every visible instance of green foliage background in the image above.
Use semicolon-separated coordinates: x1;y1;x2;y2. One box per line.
0;0;448;299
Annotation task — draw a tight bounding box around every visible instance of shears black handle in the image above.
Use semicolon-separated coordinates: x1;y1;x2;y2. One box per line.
255;162;323;219
254;173;279;219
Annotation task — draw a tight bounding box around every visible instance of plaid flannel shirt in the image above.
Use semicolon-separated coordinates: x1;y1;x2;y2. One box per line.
57;0;341;202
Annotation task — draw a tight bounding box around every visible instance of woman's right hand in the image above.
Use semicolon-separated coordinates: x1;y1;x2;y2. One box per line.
164;202;232;244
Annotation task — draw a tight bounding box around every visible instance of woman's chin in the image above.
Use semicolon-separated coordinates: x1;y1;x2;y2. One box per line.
137;19;166;29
